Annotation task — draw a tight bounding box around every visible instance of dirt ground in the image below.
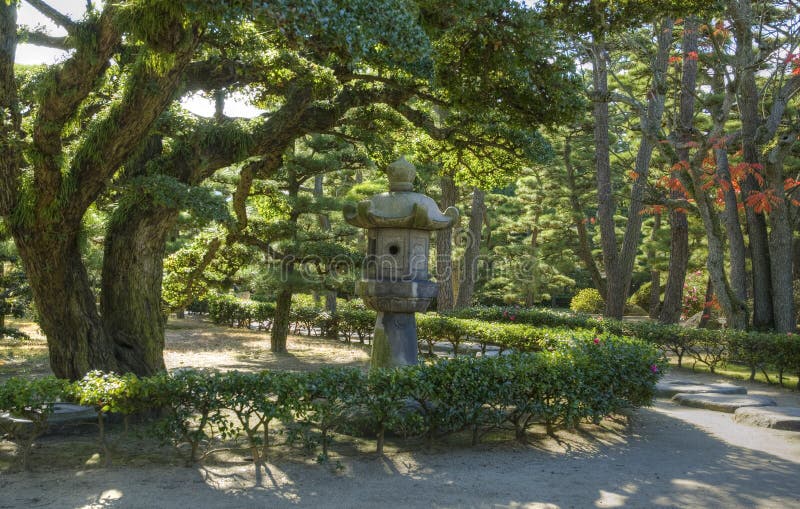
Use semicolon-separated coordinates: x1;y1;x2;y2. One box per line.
1;318;800;508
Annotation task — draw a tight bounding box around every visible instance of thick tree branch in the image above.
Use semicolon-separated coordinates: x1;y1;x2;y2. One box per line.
25;0;76;32
394;103;454;140
760;74;800;144
182;58;291;94
18;27;69;50
31;7;120;212
68;27;201;221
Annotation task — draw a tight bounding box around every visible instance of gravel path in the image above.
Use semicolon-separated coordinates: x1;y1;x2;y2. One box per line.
2;368;799;509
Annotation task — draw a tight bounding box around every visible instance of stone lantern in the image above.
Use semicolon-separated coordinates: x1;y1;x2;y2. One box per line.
344;157;459;367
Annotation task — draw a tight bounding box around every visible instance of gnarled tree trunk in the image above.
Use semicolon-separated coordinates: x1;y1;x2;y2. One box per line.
13;229;117;379
101;203;179;375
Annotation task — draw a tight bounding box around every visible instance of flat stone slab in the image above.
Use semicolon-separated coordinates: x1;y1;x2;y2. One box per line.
656;380;747;398
672;393;776;413
733;407;800;431
0;403;96;433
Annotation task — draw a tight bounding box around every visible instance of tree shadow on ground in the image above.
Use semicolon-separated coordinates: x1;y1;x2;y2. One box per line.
2;402;799;508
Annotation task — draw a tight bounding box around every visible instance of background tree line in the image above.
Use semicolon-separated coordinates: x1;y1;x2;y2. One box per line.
0;0;798;380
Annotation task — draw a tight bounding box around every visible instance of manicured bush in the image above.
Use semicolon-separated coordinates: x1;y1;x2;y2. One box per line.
0;326;30;341
0;335;663;467
290;305;321;336
0;376;69;470
444;305;800;388
206;294;275;330
338;306;376;343
570;288;605;314
629;282;654;312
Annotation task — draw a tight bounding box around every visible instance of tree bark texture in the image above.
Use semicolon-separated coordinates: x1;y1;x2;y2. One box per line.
687;171;748;329
699;276;714;328
730;0;774;328
648;212;662;319
436;173;457;311
765;137;797;331
0;3;21;216
593;20;671;319
456;187;485;309
101;203;179;375
564;134;606;297
271;284;293;354
590;37;621;317
716;146;749;302
660;18;697;325
0;260;5;329
13;230;117;379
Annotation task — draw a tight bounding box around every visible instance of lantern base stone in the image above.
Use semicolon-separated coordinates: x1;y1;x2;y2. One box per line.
371;311;418;368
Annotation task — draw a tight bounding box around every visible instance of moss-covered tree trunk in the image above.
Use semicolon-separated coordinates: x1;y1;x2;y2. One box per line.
101;203;179;375
13;229;118;379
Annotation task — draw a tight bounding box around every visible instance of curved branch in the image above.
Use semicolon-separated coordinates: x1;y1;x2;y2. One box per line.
394;103;453;140
68;27;201;221
31;7;120;210
17;27;69;50
25;0;76;32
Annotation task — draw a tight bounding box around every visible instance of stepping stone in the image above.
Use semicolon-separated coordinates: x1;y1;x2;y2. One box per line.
733;407;800;431
0;403;96;434
655;381;747;398
671;393;776;413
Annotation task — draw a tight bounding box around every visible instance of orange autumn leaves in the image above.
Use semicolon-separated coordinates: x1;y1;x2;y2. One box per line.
631;148;800;217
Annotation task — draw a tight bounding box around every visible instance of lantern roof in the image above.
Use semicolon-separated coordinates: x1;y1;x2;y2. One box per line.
343;158;459;230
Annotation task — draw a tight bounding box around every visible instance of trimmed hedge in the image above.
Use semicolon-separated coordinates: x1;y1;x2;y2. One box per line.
207;294;275;330
0;335;664;468
198;296;800;388
570;288;605;313
445;305;800;387
204;295;376;342
0;326;31;341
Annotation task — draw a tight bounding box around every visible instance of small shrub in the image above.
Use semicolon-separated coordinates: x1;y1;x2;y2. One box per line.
629;282;653;312
570;288;605;314
0;377;69;470
0;327;30;341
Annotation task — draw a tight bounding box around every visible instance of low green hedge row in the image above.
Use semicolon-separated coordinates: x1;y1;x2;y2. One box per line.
206;295;276;330
0;336;663;468
0;326;30;341
205;295;375;342
444;306;800;386
202;297;799;387
417;315;591;355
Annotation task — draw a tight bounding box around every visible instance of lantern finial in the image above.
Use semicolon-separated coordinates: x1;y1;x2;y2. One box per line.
387;157;416;192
